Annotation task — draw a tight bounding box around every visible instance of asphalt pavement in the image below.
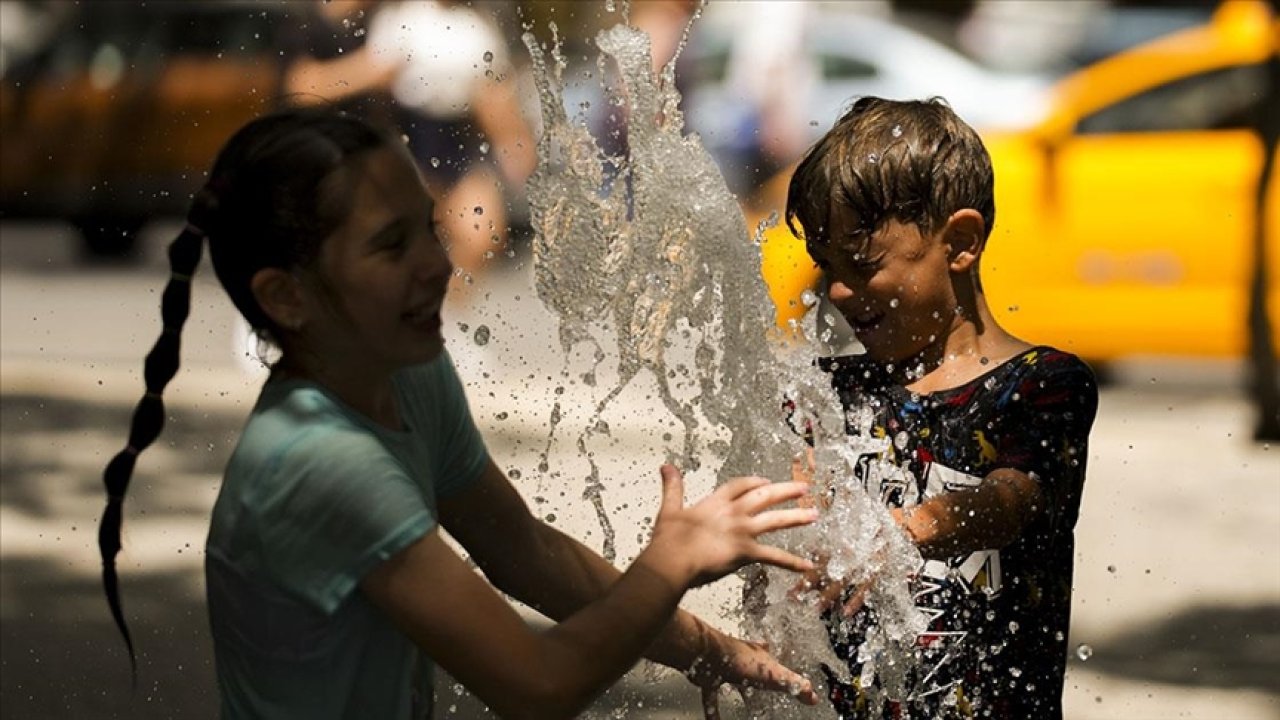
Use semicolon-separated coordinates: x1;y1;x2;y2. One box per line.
2;221;1277;719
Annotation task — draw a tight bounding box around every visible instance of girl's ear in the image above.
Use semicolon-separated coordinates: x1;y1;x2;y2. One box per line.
250;268;308;333
943;209;986;273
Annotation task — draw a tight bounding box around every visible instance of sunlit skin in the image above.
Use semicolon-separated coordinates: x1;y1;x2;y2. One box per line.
800;204;1047;611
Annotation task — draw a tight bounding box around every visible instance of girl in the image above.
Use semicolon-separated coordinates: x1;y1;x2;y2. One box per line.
99;108;819;718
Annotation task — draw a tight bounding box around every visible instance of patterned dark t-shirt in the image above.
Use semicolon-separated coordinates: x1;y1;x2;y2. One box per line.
819;346;1098;720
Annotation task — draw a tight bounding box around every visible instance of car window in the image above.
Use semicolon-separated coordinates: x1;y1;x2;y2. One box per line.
1076;64;1266;134
818;53;878;80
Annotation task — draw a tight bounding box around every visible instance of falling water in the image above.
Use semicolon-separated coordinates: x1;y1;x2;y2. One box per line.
523;9;924;716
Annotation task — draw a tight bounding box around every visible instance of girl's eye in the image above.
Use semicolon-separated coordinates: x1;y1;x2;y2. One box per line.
381;234;409;255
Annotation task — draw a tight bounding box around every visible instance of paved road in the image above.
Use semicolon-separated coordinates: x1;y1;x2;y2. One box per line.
3;222;1278;719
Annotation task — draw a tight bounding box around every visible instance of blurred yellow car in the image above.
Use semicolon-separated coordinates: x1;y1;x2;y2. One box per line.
757;0;1280;360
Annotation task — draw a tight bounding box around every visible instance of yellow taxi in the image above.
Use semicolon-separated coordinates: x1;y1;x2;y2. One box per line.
757;0;1280;360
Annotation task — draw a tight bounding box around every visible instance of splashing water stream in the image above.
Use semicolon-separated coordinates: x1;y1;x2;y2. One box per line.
523;10;925;715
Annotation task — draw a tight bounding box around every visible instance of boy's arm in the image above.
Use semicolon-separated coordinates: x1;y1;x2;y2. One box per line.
891;468;1043;560
891;353;1097;560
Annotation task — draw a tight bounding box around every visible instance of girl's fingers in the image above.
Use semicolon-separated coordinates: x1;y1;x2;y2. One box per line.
737;480;813;514
658;464;685;516
749;507;820;535
700;685;721;720
716;474;772;500
749;544;815;574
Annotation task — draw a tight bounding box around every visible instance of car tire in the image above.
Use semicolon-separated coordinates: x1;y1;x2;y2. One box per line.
76;217;145;259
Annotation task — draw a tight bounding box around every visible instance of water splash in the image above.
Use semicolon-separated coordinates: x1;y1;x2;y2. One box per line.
523;14;923;715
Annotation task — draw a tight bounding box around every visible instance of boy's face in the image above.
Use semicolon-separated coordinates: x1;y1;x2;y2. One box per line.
811;204;960;363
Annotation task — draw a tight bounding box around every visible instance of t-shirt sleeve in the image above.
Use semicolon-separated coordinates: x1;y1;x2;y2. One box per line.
254;429;434;615
995;351;1099;525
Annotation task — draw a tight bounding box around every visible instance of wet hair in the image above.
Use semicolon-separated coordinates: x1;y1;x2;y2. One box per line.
98;108;392;679
786;96;995;253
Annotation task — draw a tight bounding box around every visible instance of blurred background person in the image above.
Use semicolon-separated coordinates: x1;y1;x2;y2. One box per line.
282;0;536;294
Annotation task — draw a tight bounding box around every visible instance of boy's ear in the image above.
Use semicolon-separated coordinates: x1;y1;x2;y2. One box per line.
250;268;309;333
942;209;986;273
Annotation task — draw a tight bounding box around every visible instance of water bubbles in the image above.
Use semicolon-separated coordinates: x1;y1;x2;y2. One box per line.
473;205;484;215
888;298;900;309
1076;644;1093;661
472;325;491;345
891;124;903;138
482;50;494;63
799;289;820;307
1106;564;1116;573
867;152;879;164
479;141;491;155
429;156;441;168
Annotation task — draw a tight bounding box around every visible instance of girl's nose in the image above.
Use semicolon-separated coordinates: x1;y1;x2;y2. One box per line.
827;279;855;303
414;235;453;284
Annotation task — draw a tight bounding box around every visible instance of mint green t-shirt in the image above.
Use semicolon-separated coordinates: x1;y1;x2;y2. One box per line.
206;352;489;720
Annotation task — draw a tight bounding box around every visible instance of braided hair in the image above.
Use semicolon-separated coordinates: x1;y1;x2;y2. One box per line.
99;108;391;680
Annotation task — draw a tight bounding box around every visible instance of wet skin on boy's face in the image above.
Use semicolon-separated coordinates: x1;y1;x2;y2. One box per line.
811;205;961;364
301;144;454;374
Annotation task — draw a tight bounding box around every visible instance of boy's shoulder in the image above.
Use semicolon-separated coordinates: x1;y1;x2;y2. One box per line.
818;345;1097;398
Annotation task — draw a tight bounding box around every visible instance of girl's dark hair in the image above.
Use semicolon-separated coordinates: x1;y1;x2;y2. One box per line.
98;108;391;679
786;96;996;252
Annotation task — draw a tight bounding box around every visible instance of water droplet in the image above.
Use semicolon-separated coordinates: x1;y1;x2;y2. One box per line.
429;157;441;168
867;152;879;164
1106;564;1116;573
479;141;490;155
483;50;494;63
508;468;522;480
1076;644;1093;661
889;298;900;308
799;289;819;307
891;124;903;138
473;205;484;215
473;325;491;345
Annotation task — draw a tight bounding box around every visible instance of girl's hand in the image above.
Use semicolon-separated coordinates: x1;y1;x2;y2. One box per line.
646;465;817;589
686;631;820;717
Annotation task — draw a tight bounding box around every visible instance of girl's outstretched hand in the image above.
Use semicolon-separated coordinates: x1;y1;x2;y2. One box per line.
687;633;820;717
646;464;817;589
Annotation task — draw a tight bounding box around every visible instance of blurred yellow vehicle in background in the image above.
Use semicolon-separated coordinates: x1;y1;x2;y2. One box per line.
757;0;1280;361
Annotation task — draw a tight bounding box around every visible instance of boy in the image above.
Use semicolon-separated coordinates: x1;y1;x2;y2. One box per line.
786;97;1098;718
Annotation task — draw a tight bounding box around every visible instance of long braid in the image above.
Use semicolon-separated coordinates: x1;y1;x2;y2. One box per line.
99;195;212;683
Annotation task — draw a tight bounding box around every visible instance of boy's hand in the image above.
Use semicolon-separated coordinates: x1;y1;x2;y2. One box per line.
790;554;872;619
